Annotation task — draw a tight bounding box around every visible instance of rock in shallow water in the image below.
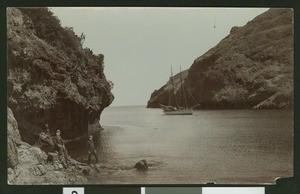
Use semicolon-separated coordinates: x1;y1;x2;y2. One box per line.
135;159;148;170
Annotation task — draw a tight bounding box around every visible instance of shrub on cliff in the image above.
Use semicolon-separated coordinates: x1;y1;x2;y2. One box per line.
19;8;84;51
8;7;114;146
147;8;293;109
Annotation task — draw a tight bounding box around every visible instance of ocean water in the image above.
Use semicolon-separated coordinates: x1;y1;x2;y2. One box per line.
79;106;293;184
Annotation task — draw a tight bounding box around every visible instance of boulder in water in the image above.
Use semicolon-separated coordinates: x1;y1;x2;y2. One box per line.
135;159;148;170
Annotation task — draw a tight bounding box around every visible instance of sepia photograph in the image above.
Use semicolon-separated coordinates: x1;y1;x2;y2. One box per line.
7;7;293;184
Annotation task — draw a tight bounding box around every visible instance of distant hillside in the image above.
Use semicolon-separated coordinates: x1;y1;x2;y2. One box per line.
147;8;293;109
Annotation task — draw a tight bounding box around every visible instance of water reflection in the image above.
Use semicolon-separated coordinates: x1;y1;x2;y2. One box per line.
83;107;293;184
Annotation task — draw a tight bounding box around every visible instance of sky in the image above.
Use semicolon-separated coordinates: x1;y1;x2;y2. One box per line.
50;7;268;106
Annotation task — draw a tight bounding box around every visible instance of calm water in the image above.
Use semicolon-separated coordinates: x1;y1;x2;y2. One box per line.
78;106;293;184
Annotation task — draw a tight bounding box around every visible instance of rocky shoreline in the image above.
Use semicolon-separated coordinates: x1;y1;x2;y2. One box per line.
7;7;114;184
8;107;97;184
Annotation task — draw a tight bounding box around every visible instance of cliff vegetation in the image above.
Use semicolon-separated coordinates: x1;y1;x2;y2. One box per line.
147;8;293;109
7;7;114;184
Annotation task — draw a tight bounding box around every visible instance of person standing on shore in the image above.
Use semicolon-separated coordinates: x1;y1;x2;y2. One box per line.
53;129;71;166
87;135;99;164
44;123;51;135
36;123;55;152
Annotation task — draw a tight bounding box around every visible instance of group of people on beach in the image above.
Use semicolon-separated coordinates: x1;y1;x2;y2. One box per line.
38;123;99;167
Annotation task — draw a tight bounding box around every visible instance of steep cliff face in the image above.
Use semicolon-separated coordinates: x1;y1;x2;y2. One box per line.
147;70;189;108
147;8;293;109
7;107;22;169
8;107;92;184
7;8;114;144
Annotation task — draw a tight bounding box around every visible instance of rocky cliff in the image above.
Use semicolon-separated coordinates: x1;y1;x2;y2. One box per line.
7;7;114;144
147;8;293;109
7;7;114;184
8;107;93;184
147;69;189;108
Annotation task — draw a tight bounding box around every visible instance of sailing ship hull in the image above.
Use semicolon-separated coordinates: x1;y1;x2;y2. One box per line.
159;66;197;115
164;109;193;115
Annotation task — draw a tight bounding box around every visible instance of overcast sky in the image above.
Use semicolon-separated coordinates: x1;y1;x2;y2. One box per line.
50;7;268;106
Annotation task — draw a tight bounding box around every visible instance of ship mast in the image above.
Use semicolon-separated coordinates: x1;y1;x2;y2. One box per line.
179;66;188;108
171;66;178;108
